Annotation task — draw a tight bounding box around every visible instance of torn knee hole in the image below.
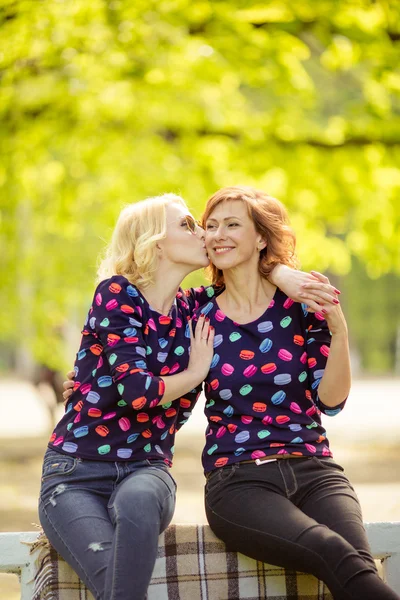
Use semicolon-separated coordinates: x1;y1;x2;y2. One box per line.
88;542;105;552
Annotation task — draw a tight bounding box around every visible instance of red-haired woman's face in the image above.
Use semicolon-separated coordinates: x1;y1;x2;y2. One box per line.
204;200;266;272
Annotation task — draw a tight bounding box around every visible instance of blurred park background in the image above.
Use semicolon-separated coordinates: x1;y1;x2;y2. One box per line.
0;0;400;597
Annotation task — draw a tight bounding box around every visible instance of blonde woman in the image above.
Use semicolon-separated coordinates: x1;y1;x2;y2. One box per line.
54;193;340;600
38;194;217;600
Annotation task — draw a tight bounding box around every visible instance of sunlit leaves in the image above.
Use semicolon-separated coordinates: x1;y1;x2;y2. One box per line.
0;0;399;370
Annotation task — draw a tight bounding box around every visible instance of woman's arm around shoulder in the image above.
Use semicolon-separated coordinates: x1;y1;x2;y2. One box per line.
269;265;341;312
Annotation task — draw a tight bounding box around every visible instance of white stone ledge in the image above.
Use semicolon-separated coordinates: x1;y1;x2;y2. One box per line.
1;523;400;598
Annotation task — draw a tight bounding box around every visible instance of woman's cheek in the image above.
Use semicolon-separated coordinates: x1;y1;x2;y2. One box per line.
205;234;213;251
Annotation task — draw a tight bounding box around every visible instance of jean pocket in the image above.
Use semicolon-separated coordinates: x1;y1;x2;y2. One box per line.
165;470;177;492
164;469;177;492
146;465;177;494
41;453;78;481
205;464;237;494
312;457;345;472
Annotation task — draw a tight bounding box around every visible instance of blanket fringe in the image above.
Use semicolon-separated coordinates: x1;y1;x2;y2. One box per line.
27;527;58;600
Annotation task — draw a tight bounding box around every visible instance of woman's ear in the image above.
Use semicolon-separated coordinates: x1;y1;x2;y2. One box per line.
257;238;267;251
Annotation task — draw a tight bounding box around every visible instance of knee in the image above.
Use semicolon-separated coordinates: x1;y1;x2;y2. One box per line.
300;524;369;575
301;524;351;557
113;483;162;524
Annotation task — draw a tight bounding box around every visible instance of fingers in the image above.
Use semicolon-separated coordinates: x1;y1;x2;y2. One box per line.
194;314;206;339
201;317;215;346
310;270;330;285
194;314;214;342
302;303;317;313
201;318;210;340
301;272;321;283
300;290;340;307
62;387;73;401
200;315;211;340
63;379;74;391
188;318;195;341
306;301;344;330
301;281;340;295
63;372;75;403
301;281;334;291
319;304;340;317
300;280;341;307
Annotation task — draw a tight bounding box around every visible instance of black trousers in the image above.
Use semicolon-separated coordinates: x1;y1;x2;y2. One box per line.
205;457;399;600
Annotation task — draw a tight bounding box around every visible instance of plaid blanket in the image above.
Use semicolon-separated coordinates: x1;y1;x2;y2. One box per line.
30;524;333;600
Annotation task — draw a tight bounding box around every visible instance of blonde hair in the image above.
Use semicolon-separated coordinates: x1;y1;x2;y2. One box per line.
97;193;187;287
202;186;299;287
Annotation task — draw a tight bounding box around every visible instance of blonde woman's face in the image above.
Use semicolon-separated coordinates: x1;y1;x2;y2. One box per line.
205;200;265;271
160;203;209;268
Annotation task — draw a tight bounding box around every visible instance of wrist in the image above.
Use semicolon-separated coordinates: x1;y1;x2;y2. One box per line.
268;263;287;287
330;327;348;340
186;366;206;385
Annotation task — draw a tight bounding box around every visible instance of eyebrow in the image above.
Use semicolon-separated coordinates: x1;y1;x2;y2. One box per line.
206;216;242;223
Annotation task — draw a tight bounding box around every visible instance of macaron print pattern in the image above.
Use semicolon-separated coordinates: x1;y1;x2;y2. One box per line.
194;288;347;472
49;277;214;464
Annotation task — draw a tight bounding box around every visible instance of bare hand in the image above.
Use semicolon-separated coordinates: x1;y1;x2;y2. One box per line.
271;265;341;312
187;315;215;381
62;370;75;404
311;272;348;336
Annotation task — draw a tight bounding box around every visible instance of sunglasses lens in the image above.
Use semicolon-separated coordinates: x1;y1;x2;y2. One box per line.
186;216;196;233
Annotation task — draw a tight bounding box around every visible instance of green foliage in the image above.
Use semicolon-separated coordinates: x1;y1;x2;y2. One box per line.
1;0;399;371
341;259;400;373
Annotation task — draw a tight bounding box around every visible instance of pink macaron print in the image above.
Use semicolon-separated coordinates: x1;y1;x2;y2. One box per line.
221;363;234;376
243;364;257;378
278;349;293;361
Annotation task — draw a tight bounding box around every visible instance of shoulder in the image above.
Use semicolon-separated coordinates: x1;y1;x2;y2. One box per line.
271;288;306;319
180;285;217;314
285;297;328;333
92;276;144;315
192;296;218;323
95;275;138;296
270;290;320;334
273;294;330;338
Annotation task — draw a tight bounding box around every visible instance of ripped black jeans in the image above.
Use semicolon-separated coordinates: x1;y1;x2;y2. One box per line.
205;457;400;600
39;448;176;600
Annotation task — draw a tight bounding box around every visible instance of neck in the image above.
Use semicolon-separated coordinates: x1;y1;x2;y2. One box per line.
221;265;276;312
138;265;191;315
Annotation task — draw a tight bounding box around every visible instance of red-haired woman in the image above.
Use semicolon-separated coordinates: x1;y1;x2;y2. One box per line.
197;186;399;600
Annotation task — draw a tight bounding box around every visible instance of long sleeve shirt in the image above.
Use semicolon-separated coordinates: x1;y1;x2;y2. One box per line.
49;276;214;464
194;288;347;473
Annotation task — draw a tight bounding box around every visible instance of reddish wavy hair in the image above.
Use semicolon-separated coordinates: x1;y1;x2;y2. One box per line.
202;186;299;287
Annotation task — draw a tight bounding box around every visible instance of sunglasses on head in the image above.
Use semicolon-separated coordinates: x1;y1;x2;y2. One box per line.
183;215;202;234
